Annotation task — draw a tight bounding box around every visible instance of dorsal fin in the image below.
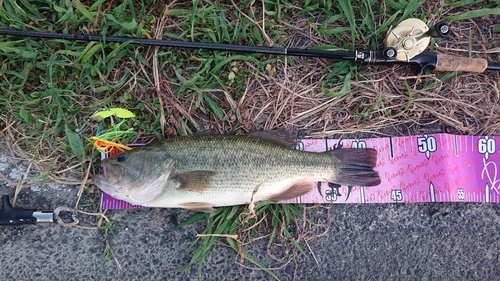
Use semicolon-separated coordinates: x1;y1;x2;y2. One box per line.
250;128;298;148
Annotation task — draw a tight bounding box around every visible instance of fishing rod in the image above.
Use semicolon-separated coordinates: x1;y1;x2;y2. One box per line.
0;18;499;74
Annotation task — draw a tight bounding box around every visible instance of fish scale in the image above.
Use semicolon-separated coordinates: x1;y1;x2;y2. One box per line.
144;136;339;208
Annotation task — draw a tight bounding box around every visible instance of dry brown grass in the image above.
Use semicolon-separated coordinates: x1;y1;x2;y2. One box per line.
235;17;500;138
132;3;500;140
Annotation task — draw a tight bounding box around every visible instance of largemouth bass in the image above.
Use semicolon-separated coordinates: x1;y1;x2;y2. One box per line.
92;131;380;212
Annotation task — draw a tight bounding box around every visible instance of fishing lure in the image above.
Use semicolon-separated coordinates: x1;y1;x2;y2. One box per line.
90;109;135;153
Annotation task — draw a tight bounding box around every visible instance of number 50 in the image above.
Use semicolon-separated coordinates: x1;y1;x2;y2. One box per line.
417;136;437;153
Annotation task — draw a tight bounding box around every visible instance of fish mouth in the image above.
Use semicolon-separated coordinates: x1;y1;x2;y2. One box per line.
100;160;125;185
91;174;117;196
92;160;126;197
91;174;106;188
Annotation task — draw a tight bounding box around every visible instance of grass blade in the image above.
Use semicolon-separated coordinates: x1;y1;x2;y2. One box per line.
444;8;500;20
226;238;280;281
175;213;207;229
336;0;357;47
65;124;85;160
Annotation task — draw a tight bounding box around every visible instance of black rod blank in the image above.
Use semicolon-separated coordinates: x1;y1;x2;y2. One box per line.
0;29;355;60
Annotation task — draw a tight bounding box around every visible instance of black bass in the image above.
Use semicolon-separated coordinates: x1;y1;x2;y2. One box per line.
92;131;380;212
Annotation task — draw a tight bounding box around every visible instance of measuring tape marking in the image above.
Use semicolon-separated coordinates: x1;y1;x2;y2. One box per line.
100;134;500;209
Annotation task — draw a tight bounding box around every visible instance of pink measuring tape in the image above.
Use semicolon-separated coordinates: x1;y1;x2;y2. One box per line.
101;134;500;209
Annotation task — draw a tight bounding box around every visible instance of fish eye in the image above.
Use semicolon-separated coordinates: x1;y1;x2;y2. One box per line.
117;154;127;162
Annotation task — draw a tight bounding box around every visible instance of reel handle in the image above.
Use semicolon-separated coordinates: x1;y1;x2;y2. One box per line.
426;21;450;38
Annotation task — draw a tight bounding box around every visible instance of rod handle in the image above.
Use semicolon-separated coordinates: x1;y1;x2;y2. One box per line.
436;54;488;73
0;195;37;225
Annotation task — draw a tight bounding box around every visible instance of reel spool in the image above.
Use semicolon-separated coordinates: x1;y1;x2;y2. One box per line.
384;18;450;62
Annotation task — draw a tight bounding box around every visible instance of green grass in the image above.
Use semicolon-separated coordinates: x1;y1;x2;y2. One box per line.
0;0;485;141
0;0;498;279
174;201;309;280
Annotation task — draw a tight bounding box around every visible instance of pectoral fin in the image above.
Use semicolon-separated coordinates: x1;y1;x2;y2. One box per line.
171;170;216;193
180;202;216;213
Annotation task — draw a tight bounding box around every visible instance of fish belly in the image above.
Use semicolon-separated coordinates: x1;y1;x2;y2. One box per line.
142;172;328;208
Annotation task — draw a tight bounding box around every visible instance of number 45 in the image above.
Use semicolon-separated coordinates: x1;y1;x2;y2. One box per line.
391;190;403;202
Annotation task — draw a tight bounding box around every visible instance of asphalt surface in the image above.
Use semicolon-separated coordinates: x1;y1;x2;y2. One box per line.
2;145;500;280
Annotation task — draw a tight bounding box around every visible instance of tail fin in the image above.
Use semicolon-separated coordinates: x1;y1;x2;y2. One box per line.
327;148;381;186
